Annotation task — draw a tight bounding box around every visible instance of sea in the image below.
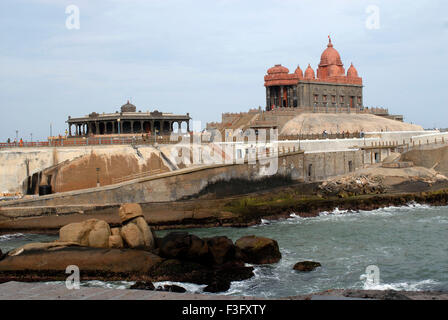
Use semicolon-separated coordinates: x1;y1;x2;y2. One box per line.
1;202;447;298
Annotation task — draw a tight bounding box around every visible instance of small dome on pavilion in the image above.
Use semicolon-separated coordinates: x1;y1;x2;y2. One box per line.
304;64;315;79
267;64;290;74
121;100;137;112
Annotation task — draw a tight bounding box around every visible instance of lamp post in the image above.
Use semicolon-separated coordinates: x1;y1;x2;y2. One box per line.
15;130;18;146
117;118;121;135
96;168;100;187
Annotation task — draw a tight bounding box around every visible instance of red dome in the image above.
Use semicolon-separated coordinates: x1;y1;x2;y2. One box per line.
294;65;303;78
267;64;289;74
304;64;315;79
319;38;343;67
347;63;359;78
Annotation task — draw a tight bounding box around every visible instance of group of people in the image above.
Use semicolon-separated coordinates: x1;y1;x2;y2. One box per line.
6;138;23;147
320;129;365;139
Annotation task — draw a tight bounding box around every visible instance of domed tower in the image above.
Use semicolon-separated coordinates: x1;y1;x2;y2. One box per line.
294;65;304;79
317;36;345;80
304;64;315;80
121;100;137;113
347;63;359;78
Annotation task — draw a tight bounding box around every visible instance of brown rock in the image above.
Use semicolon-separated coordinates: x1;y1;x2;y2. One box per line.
293;261;321;272
130;217;155;249
121;222;145;248
108;235;124;249
88;220;111;248
235;235;282;264
111;228;121;236
118;203;143;223
205;236;237;265
158;232;208;262
156;284;187;293
59;219;99;246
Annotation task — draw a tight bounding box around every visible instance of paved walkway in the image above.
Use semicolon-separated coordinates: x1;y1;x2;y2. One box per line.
0;281;257;300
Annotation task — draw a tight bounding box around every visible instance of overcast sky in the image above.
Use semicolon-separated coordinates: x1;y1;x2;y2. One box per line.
0;0;447;140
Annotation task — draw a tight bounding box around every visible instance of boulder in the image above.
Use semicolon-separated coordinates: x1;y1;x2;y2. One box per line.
235;235;282;264
118;203;143;223
203;280;231;293
59;219;100;246
149;258;254;286
108;235;124;249
205;236;238;265
130;281;155;291
130;217;155;249
293;261;321;272
156;285;186;293
111;228;121;236
59;219;111;248
158;232;208;262
88;220;111;248
121;223;145;249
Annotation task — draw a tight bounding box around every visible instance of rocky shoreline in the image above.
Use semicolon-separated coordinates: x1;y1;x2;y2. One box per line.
0;204;283;291
3;181;448;234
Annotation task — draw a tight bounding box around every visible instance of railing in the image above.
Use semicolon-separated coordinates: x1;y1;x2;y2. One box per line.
0;131;370;149
280;132;364;141
0;135;192;149
112;169;162;184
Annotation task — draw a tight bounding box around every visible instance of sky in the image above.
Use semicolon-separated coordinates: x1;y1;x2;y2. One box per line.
0;0;447;141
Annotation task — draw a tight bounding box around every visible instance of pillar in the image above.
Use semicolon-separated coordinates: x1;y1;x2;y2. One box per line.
280;86;284;108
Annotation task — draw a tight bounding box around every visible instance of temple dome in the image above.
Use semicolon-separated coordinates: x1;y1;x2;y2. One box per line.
319;37;343;67
121;100;137;113
267;64;289;74
347;63;359;78
304;64;315;79
294;65;303;78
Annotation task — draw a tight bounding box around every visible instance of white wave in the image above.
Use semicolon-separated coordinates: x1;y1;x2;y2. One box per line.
152;281;206;293
362;279;439;291
0;233;25;242
260;219;271;225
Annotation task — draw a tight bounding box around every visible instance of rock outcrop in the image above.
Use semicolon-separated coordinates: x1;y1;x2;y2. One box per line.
57;203;154;250
318;175;385;197
158;232;209;263
235;235;282;264
119;203;144;223
205;236;239;265
119;204;155;250
59;219;111;248
293;261;322;272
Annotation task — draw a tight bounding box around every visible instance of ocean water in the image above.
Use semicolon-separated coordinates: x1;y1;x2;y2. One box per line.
1;202;447;298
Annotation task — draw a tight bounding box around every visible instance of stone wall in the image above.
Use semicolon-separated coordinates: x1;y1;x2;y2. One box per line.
0;145;171;194
0;149;364;208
